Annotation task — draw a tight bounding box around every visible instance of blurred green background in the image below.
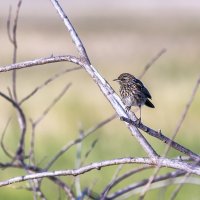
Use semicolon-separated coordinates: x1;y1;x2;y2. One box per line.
0;0;200;199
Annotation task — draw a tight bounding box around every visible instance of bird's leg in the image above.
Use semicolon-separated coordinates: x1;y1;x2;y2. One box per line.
136;106;141;125
125;106;141;125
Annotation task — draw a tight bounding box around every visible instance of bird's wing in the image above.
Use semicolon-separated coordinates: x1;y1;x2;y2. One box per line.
134;79;152;99
142;86;152;99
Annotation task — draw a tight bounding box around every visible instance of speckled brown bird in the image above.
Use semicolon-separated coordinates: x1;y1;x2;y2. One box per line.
114;73;154;121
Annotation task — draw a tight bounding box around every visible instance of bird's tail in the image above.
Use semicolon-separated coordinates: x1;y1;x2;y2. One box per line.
145;99;155;108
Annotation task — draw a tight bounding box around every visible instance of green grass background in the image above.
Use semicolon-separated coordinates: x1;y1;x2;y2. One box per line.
0;0;200;199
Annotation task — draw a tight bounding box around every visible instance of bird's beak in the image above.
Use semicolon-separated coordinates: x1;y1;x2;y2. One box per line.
113;78;119;82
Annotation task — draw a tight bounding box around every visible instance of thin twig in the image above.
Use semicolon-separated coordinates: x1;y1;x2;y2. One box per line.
0;118;14;159
27;83;72;177
7;6;12;43
80;138;98;167
139;48;166;79
6;1;26;167
12;0;22;101
29;119;36;165
0;91;26;162
101;166;153;199
11;0;22;62
108;170;186;200
34;182;47;200
173;74;200;139
51;177;76;200
101;164;123;199
75;129;83;197
33;83;71;126
20;66;81;105
7;0;22;101
45;114;116;170
170;172;191;200
107;177;200;199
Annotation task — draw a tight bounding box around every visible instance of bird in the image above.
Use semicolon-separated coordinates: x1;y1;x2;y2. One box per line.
113;73;154;122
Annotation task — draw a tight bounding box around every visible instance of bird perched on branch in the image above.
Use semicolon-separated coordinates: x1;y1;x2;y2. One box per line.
114;73;154;122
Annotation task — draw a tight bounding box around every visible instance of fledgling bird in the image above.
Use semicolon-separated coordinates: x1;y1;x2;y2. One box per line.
114;73;154;122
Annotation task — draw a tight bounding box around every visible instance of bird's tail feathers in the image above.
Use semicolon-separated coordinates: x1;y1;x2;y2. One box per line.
145;99;155;108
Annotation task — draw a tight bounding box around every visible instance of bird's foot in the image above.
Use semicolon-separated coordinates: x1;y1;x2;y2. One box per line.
135;117;141;125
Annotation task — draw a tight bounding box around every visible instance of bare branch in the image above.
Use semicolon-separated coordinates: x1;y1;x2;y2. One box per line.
0;55;82;72
7;0;22;101
120;117;200;162
0;157;200;187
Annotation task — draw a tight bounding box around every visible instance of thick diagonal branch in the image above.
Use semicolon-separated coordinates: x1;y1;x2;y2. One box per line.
50;0;157;159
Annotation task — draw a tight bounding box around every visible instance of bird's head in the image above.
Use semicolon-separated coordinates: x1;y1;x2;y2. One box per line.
113;73;135;85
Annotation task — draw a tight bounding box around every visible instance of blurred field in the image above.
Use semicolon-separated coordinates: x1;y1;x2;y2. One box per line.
0;0;200;199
